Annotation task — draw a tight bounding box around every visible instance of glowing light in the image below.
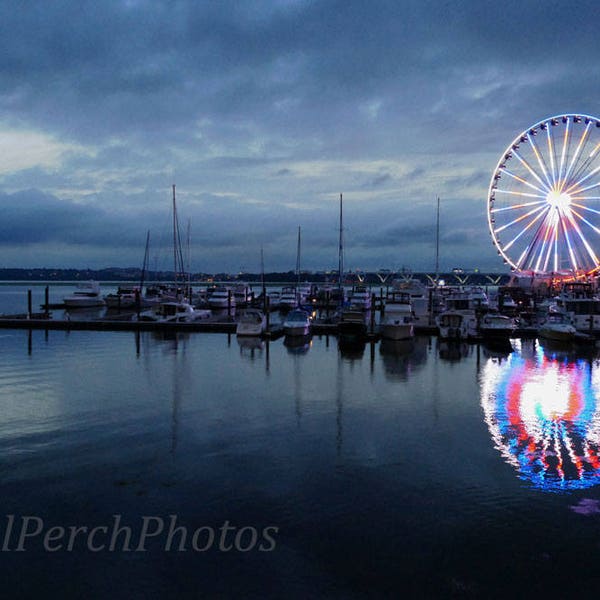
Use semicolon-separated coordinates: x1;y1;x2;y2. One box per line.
488;114;600;275
546;189;571;210
480;342;600;491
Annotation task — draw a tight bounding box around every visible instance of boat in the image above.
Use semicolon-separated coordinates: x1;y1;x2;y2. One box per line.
347;285;372;310
436;312;468;339
380;292;414;340
283;309;311;336
233;284;253;307
63;281;106;308
392;277;430;325
236;309;266;336
552;283;600;335
266;290;281;310
279;286;298;311
104;285;143;309
208;286;234;310
538;312;577;342
435;292;477;339
138;301;211;323
478;312;516;340
337;309;367;341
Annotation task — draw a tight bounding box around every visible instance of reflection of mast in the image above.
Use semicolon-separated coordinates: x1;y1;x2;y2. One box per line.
338;193;344;299
296;226;301;289
335;352;344;456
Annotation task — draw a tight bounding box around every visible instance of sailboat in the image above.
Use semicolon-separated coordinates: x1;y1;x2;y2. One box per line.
138;186;210;323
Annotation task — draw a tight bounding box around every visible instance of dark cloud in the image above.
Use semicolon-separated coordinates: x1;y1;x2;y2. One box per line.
1;1;598;271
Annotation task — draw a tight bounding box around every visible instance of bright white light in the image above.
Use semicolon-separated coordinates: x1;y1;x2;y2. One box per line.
546;189;571;210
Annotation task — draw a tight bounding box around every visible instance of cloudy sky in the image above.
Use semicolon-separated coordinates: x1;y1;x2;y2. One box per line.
1;0;599;273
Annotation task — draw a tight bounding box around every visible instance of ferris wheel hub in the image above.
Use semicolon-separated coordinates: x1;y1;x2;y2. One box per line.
546;189;571;210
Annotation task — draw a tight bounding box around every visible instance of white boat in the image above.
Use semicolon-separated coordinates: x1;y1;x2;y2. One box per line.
538;312;577;342
436;312;468;339
479;313;516;340
466;286;489;310
63;281;106;308
208;286;234;310
380;292;414;340
436;292;477;339
104;285;143;309
553;282;600;334
347;285;372;310
279;286;298;311
233;284;253;307
138;301;211;323
267;290;281;310
392;278;429;325
236;309;266;336
283;309;311;336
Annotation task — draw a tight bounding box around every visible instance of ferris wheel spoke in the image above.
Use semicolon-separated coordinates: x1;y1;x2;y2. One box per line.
512;150;552;193
534;212;556;272
495;203;548;234
519;208;555;270
563;209;600;266
571;202;600;216
564;163;600;194
542;216;559;272
546;125;558;187
566;135;600;188
559;117;572;183
502;205;550;252
566;174;600;196
558;212;579;270
570;207;600;235
491;194;546;207
527;132;553;189
500;168;549;195
561;122;592;190
570;196;600;202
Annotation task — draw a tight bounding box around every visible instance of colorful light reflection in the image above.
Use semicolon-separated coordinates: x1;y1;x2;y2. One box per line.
480;342;600;491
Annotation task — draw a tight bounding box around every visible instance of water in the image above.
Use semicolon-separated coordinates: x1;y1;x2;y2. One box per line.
1;287;600;597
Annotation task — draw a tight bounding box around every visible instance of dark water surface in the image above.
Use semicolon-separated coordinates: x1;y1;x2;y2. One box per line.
1;320;600;597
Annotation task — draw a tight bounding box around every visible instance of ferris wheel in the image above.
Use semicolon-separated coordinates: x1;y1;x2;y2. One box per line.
488;113;600;276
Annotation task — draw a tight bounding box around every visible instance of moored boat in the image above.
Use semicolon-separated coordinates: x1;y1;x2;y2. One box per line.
380;292;414;340
63;281;105;308
479;313;516;340
283;309;311;336
138;301;211;323
236;309;266;337
538;312;577;342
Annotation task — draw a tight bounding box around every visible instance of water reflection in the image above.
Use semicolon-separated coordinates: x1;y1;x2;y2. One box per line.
284;334;312;355
438;339;471;362
380;337;428;381
481;340;600;491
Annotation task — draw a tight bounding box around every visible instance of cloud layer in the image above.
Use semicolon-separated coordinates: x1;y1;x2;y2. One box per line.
1;0;599;272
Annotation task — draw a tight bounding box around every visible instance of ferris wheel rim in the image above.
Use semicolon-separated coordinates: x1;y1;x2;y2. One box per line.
487;113;600;276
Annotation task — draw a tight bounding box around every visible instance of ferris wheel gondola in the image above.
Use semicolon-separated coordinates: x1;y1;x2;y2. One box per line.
488;114;600;276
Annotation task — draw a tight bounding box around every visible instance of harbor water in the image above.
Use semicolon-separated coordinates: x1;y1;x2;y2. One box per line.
1;284;600;597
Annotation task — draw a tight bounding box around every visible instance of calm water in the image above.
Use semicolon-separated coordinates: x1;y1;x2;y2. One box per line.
1;286;600;597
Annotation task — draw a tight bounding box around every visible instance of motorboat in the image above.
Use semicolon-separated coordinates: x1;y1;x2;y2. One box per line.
392;278;430;325
104;285;143;309
478;312;516;340
436;312;468;339
233;284;253;307
337;309;367;341
538;312;577;342
138;301;211;323
380;292;414;340
208;286;234;310
236;309;266;337
347;285;372;310
552;283;600;335
279;286;298;312
283;309;311;336
435;292;477;339
63;281;106;308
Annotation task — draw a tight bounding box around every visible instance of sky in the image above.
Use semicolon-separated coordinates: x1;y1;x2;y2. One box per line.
1;0;600;274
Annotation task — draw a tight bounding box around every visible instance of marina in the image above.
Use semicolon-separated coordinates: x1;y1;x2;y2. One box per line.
2;288;600;597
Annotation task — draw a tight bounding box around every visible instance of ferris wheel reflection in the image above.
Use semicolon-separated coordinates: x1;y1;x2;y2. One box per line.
480;340;600;491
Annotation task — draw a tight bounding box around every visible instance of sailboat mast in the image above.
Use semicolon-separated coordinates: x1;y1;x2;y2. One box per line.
140;230;150;291
296;226;301;287
435;196;440;284
338;193;344;297
172;184;178;286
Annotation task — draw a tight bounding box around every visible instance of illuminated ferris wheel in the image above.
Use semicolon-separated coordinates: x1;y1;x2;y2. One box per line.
488;114;600;276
